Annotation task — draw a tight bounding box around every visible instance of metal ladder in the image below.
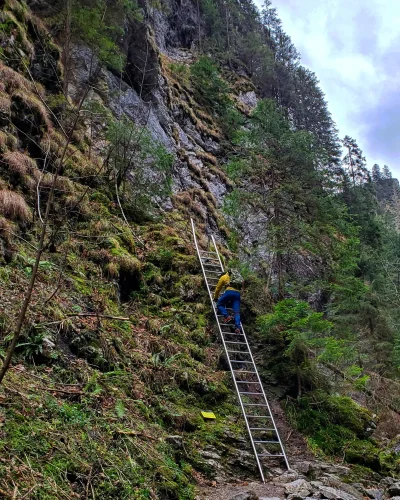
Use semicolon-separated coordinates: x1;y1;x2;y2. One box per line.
191;219;289;482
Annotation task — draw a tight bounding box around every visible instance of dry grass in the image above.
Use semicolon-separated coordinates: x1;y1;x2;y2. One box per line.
0;189;31;221
117;254;141;273
105;261;119;278
3;151;37;176
0;61;33;95
196;150;218;166
21;174;36;192
0;92;11;115
89;219;112;236
0;215;13;242
88;248;112;265
0;132;10;152
0;10;34;57
13;89;52;129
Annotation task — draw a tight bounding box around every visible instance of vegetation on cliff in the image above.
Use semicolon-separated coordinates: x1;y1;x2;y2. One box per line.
0;0;398;498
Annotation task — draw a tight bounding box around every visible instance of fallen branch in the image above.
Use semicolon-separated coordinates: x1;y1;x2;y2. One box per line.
66;313;130;321
0;487;11;498
41;386;84;395
116;429;157;441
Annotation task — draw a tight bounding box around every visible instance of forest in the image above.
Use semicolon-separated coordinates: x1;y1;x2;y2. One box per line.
0;0;398;498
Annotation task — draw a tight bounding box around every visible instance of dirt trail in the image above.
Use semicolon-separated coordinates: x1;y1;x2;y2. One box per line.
196;480;285;500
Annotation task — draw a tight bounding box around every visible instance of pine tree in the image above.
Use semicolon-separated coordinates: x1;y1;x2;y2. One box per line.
372;164;382;182
291;67;341;166
383;165;392;179
342;136;369;187
224;99;348;298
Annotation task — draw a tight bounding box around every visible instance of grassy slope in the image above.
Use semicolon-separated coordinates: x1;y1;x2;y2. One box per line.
0;2;256;498
0;1;398;498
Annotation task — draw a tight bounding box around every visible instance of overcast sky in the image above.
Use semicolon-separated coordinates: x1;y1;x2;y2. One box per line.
253;0;400;177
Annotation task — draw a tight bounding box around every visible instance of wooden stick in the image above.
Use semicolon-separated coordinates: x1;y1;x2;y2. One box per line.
66;313;130;321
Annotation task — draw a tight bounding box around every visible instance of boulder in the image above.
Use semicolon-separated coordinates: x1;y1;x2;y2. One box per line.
201;450;221;460
165;435;183;448
274;471;301;484
320;476;363;500
291;461;314;475
229;492;258;500
388;484;400;497
318;486;358;500
285;479;312;498
380;477;396;487
319;464;351;476
311;482;323;488
365;489;385;500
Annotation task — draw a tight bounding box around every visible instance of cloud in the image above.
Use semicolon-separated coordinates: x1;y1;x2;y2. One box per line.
254;0;400;175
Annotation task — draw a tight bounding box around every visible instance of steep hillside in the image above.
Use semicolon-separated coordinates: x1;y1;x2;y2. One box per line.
0;0;399;499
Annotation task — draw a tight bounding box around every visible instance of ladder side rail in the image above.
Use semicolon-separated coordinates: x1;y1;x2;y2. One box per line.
211;234;224;271
238;323;290;470
191;219;266;483
210;229;289;469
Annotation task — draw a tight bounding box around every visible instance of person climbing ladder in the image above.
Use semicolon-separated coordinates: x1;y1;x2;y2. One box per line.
213;268;244;334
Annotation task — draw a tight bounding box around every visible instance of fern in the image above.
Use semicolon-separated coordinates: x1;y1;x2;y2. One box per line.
115;399;126;419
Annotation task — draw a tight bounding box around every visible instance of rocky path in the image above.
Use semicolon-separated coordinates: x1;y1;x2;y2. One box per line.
196;462;400;500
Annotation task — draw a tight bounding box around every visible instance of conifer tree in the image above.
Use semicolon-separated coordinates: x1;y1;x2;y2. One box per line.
342;136;370;187
383;165;392;179
372;164;382;182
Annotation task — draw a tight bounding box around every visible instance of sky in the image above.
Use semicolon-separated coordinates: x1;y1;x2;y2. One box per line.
253;0;400;177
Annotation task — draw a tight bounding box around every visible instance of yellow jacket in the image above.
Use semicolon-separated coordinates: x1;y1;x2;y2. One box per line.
213;272;240;299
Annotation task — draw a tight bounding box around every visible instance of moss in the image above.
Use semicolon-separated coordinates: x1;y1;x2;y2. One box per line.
285;391;400;473
12;89;52;129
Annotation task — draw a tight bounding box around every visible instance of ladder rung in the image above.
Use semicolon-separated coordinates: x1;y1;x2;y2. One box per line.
243;403;268;406
239;392;263;395
232;370;256;373
249;428;275;431
193;221;289;477
258;453;284;457
246;415;272;418
230;360;254;364
253;440;279;443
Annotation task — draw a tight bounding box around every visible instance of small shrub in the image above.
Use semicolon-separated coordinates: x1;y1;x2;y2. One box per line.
0;189;31;221
169;62;190;85
190;56;230;114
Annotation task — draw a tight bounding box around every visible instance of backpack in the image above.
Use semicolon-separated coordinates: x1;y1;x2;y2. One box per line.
228;269;244;289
